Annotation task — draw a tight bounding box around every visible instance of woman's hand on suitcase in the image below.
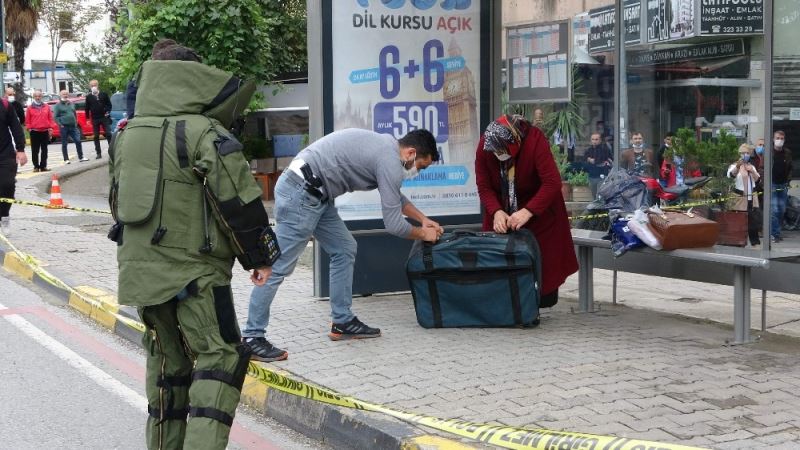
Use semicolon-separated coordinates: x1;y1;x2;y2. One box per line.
508;209;533;231
493;210;510;234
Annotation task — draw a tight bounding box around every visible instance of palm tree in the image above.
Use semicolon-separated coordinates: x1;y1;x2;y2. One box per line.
5;0;41;92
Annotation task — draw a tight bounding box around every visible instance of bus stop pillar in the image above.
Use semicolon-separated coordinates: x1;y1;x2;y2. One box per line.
733;265;753;344
578;246;594;312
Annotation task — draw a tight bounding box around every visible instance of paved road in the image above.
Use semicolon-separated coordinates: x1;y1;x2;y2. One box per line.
0;271;327;450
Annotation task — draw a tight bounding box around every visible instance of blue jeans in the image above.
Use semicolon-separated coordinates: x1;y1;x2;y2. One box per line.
60;125;84;160
771;183;789;238
243;172;357;338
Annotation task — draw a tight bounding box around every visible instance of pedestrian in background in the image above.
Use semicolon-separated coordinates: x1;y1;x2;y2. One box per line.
53;90;87;163
620;131;655;177
476;114;578;309
0;93;27;236
85;79;112;159
728;144;761;247
4;87;25;126
584;132;613;198
771;130;793;243
25;89;56;172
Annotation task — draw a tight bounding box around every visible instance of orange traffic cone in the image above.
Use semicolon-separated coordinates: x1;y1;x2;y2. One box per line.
47;174;66;209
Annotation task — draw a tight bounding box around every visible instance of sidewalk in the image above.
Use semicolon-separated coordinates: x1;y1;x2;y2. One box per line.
5;163;800;449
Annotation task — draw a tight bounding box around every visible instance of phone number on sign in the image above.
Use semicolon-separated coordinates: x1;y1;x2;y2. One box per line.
374;102;449;143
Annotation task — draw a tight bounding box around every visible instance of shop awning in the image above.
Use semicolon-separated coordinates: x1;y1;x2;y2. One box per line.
631;77;761;90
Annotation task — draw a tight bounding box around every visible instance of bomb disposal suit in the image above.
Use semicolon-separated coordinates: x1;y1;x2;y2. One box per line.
109;60;280;450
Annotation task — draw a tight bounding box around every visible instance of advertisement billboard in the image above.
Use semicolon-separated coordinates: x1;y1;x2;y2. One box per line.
330;0;484;220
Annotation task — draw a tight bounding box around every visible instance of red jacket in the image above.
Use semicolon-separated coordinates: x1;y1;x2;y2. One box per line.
659;158;702;187
475;127;579;295
25;102;56;132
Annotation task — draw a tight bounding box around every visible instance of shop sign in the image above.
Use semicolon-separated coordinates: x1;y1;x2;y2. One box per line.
700;0;764;35
647;0;696;43
331;0;483;219
573;12;591;54
790;108;800;121
589;5;615;53
506;19;571;104
628;38;744;66
588;1;641;53
624;0;642;44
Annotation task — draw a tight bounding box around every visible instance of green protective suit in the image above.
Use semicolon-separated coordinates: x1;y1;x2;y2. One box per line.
109;60;279;450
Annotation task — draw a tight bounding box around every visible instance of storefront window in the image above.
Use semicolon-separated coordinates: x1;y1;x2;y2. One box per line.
502;0;616;230
612;0;768;252
771;0;800;252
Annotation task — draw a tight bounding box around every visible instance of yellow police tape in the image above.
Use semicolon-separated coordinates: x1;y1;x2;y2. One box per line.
246;362;706;450
0;232;145;333
0;231;707;450
0;197;112;215
567;183;798;222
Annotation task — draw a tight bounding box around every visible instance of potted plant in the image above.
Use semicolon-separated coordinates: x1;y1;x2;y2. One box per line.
692;129;747;246
243;135;274;173
551;144;572;201
567;170;592;202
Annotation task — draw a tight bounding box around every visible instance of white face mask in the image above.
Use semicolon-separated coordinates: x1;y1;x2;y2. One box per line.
61;97;69;102
495;152;512;161
7;96;14;103
403;153;418;180
775;139;785;148
91;87;99;95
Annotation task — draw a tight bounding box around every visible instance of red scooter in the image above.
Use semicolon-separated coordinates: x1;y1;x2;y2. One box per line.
639;175;710;206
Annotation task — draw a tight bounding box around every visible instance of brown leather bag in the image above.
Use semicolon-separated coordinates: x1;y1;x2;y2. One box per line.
647;211;720;250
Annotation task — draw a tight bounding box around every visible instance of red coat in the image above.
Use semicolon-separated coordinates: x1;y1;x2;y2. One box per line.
475;127;578;295
659;158;702;187
25;102;56;132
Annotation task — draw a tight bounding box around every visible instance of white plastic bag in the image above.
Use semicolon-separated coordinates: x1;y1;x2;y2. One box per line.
628;209;662;250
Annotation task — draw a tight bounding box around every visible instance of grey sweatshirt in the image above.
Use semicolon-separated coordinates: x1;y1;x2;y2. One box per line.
297;128;412;237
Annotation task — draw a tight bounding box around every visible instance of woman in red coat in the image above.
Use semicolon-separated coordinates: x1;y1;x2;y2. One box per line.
475;114;578;308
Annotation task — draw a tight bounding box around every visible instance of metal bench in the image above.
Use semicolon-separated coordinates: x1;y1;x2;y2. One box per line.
571;229;770;344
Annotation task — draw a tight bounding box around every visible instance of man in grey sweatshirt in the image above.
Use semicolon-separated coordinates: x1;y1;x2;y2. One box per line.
243;128;443;361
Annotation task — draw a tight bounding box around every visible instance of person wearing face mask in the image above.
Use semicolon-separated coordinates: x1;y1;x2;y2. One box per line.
475;114;578;309
24;89;57;172
85;79;112;159
242;128;443;360
4;87;25;126
620;131;655;177
53;90;87;163
752;138;766;206
728;144;761;247
771;130;794;243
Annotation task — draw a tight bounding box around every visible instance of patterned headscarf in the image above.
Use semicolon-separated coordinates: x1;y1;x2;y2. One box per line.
483;114;531;158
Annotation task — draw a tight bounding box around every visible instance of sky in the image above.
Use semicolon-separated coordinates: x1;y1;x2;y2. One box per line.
23;0;110;68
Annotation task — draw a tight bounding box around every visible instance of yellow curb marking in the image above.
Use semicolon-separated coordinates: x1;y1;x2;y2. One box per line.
240;377;269;410
3;251;34;280
402;435;478;450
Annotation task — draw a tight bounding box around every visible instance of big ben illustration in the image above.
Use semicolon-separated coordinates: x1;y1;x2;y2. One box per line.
443;39;479;164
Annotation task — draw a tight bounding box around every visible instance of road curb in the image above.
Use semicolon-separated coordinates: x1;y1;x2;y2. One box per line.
0;242;479;450
32;158;109;195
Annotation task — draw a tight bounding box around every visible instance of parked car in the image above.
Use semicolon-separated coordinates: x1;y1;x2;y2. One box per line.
109;91;126;131
47;97;104;142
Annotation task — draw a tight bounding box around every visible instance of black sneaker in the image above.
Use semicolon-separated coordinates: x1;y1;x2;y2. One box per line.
242;337;288;362
329;316;381;341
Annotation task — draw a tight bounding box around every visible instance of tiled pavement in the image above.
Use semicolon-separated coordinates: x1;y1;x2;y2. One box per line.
5;159;800;449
